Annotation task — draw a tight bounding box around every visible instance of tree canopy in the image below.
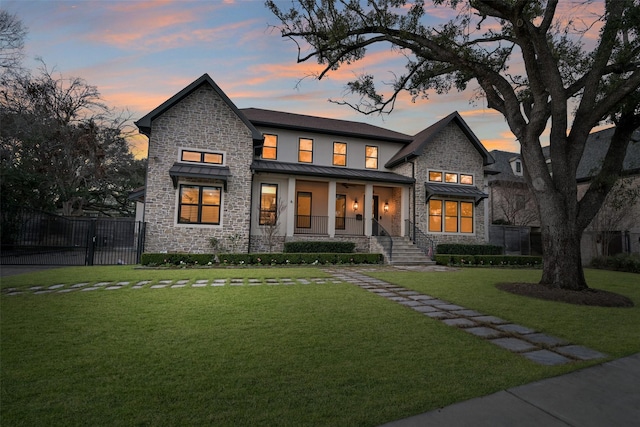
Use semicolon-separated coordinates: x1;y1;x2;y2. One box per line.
268;0;640;290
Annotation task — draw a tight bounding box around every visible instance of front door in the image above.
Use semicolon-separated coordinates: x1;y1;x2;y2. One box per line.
372;195;379;236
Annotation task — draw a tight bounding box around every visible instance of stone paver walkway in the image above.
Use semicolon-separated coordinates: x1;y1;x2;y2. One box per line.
323;268;607;366
2;266;607;366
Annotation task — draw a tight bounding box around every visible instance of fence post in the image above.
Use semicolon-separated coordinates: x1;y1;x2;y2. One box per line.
85;219;96;266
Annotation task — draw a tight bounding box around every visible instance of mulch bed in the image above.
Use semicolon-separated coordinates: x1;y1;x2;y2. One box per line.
496;283;634;308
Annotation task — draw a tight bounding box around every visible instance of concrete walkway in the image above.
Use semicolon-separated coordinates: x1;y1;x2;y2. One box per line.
380;352;640;427
323;268;607;365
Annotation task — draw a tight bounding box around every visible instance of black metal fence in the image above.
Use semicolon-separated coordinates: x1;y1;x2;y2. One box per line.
1;210;145;265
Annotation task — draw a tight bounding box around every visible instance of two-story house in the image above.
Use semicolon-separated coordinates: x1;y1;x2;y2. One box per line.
134;74;494;259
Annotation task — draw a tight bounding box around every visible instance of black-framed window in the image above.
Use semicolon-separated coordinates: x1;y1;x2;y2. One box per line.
298;138;313;163
262;134;277;160
181;149;223;165
178;185;221;224
428;199;473;234
259;183;278;225
333;142;347;166
365;145;378;169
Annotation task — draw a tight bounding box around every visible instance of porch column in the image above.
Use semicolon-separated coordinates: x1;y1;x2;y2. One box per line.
401;186;410;236
286;177;296;237
364;184;373;236
327;181;336;237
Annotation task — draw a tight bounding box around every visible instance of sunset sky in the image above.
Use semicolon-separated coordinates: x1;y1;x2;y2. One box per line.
4;1;603;158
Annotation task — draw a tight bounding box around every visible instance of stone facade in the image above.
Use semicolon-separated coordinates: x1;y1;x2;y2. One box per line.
410;122;487;247
144;85;253;253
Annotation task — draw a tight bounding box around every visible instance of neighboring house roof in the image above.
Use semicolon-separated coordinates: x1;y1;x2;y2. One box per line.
386;112;495;168
134;73;263;143
488;126;640;184
485;150;526;184
251;159;415;184
241;108;413;144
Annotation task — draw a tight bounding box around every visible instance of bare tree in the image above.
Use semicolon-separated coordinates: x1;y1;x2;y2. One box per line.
267;0;640;290
259;198;287;253
0;9;27;72
491;181;538;226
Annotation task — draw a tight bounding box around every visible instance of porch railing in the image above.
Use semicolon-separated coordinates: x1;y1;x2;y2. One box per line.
405;220;436;260
373;218;393;261
294;216;365;235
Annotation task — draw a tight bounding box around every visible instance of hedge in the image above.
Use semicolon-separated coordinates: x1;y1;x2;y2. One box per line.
435;254;542;268
590;254;640;274
140;252;382;266
436;244;503;255
284;241;356;253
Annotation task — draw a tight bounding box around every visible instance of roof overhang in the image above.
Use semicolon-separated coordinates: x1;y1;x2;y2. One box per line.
169;163;231;191
252;160;415;185
425;182;489;206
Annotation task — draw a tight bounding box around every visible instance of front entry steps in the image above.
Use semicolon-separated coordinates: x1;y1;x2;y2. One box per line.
378;236;435;266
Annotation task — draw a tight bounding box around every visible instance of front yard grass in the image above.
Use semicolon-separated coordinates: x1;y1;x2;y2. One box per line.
1;266;638;426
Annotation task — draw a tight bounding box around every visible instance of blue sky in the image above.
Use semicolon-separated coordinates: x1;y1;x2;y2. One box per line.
4;0;601;158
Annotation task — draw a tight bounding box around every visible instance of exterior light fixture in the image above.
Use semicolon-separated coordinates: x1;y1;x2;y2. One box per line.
384;201;389;213
353;198;359;211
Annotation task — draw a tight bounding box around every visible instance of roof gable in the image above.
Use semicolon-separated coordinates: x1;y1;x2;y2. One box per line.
385;112;494;168
134;73;262;142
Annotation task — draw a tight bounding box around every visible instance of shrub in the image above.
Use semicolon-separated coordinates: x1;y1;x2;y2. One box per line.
140;252;382;267
590;254;640;274
284;241;356;253
435;254;542;268
436;244;503;255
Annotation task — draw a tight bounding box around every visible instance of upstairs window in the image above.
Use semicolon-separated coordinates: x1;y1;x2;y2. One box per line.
180;149;223;165
298;138;313;163
178;185;221;225
262;134;277;160
333;142;347;166
365;145;378;169
429;170;474;185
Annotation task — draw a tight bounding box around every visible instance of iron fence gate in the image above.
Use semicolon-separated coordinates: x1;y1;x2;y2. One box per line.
1;210;145;266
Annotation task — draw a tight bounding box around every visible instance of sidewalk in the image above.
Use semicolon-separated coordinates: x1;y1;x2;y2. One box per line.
381;352;640;427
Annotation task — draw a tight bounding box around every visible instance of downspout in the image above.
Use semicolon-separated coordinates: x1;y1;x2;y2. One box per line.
411;158;416;240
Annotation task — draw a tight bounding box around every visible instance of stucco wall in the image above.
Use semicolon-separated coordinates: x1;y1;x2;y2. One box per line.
144;85;254;253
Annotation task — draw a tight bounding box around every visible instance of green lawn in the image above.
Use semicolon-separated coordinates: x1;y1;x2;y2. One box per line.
1;266;638;426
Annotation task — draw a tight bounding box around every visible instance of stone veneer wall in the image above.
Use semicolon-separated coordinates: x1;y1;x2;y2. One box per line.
144;85;254;253
410;122;487;247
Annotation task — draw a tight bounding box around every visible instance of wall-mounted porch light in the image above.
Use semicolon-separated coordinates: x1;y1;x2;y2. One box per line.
352;198;359;211
384;201;389;213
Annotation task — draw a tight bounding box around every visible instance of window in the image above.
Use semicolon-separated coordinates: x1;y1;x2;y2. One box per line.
180;149;223;165
335;194;346;229
428;199;474;234
429;200;442;232
515;194;526;210
178;185;221;225
298;138;313;163
333;142;347;166
365;145;378;169
445;173;458;183
460;174;473;185
296;192;312;228
262;134;277;160
259;184;278;225
429;171;443;182
516;161;522;173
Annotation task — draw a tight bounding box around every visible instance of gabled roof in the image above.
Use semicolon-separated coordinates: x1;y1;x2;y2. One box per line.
485;150;526;183
134;73;262;142
385;112;494;168
241;108;412;143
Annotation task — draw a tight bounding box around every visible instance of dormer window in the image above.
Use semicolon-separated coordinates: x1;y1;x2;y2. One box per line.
510;158;523;176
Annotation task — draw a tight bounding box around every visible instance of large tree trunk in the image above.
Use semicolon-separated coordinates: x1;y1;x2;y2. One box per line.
539;217;587;291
